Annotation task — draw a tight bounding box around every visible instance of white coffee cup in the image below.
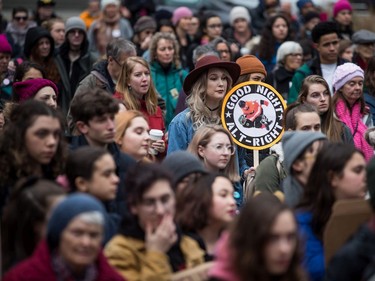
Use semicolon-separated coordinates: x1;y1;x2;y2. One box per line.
149;129;164;155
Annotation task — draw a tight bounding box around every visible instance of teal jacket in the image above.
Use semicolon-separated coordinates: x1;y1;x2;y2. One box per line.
288;57;347;104
150;61;188;128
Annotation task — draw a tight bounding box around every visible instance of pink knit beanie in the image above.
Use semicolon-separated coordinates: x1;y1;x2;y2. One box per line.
13;78;58;102
0;34;12;54
172;7;193;26
333;0;352;18
332;63;363;91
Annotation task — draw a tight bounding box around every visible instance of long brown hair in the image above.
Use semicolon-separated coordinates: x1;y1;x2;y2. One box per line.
230;193;307;281
116;57;158;115
298;75;343;142
297;143;364;239
30;41;60;84
176;173;228;232
365;56;375;94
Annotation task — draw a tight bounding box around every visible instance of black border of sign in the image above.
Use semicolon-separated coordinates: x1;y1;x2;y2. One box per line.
221;81;287;150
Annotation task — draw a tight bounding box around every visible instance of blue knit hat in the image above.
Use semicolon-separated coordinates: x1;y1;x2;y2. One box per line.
47;193;106;249
297;0;314;11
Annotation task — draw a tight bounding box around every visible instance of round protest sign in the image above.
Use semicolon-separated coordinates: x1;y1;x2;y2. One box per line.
221;81;286;150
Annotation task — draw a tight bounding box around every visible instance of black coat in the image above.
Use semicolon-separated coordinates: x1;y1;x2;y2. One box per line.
69;135;136;217
266;66;295;101
55;38;94;116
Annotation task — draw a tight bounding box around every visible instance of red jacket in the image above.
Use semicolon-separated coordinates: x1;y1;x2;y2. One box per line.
113;91;165;133
3;240;125;281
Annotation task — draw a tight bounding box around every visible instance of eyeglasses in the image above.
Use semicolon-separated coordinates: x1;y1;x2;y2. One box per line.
14;16;28;21
207;24;222;29
69;29;84;36
209;144;235;155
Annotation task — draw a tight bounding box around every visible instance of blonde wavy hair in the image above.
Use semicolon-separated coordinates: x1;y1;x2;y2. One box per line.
116;57;158;115
188;124;240;182
186;69;233;130
148;32;181;68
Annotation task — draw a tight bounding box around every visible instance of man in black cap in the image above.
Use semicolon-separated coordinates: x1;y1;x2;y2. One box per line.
33;0;58;26
352;29;375;71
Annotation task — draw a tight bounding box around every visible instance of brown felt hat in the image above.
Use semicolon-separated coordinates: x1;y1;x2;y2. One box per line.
183;55;240;94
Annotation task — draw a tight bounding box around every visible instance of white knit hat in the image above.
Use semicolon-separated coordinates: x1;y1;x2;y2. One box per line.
276;41;303;63
332;63;364;91
101;0;120;10
229;6;251;26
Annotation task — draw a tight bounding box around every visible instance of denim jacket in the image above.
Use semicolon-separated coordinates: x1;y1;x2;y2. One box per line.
167;109;249;206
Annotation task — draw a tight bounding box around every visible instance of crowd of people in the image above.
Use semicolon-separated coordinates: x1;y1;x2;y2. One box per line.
0;0;375;280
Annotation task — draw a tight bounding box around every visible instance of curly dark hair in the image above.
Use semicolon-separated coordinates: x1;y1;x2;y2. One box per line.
0;100;67;186
2;177;65;272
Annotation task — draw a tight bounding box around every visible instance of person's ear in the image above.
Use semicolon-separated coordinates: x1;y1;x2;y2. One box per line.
75;177;89;193
197;145;205;158
76;121;89;134
328;171;339;189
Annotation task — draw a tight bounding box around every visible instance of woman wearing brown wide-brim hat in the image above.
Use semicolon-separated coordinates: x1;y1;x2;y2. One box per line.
167;55;240;153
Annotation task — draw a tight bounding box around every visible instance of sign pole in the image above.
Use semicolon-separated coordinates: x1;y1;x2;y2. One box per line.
253;150;259;168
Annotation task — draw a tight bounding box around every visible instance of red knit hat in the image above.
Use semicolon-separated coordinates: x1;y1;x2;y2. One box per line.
13;78;58;102
333;0;352;18
0;34;12;54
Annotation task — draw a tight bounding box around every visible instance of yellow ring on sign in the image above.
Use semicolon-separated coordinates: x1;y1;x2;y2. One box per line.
221;81;287;150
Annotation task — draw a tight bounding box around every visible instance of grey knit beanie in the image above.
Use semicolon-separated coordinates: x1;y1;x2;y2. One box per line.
282;131;327;173
162;151;207;185
65;17;86;35
229;6;251;26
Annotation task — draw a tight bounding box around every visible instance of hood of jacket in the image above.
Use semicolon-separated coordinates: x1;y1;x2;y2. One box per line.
58;35;89;58
24;26;54;59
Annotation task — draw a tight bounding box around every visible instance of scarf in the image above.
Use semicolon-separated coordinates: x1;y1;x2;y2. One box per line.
335;98;373;161
5;21;36;46
51;252;98;281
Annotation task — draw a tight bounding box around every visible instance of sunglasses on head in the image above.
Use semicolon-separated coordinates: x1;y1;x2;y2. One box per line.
14;16;28;21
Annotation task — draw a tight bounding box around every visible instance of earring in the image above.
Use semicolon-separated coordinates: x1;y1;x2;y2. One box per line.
128;85;132;91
